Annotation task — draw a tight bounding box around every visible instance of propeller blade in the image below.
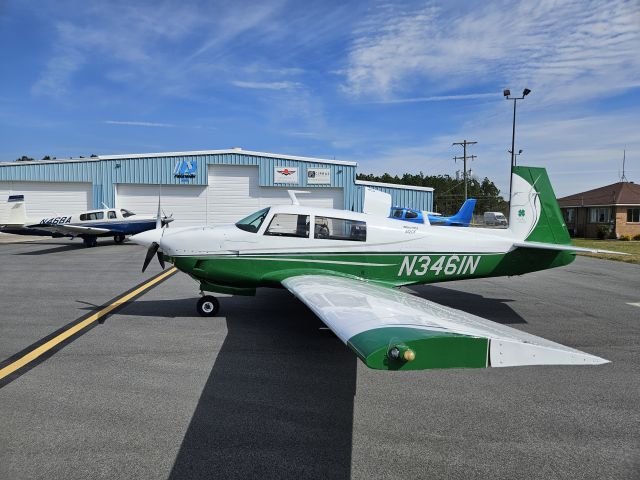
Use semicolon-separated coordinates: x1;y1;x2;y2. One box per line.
156;188;162;230
156;249;165;270
142;242;159;272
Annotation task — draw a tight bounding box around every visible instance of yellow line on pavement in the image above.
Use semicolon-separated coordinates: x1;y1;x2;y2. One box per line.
0;267;177;381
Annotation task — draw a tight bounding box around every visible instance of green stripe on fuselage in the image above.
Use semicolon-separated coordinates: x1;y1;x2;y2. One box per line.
169;249;574;293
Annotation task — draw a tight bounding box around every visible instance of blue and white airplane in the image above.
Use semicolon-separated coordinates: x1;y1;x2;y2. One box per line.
390;199;477;226
0;194;173;247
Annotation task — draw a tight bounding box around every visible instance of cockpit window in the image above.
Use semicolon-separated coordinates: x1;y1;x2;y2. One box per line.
265;214;310;238
405;210;418;219
392;209;403;218
235;207;270;233
80;211;104;221
120;209;135;218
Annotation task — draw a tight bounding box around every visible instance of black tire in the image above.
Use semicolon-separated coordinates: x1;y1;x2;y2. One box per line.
83;237;97;248
197;296;220;317
114;234;125;244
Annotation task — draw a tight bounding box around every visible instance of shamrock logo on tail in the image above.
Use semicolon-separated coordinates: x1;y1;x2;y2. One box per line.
518;209;525;217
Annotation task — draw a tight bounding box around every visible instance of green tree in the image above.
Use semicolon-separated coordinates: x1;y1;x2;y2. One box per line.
356;171;508;216
16;155;35;162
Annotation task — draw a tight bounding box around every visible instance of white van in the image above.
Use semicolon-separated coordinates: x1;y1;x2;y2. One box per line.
484;211;508;227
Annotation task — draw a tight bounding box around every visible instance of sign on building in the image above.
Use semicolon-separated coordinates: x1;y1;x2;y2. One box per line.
274;167;299;184
306;168;331;185
174;159;197;182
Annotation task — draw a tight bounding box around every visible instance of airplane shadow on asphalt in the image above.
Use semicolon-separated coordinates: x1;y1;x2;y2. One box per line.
15;242;137;255
407;284;526;324
165;290;357;480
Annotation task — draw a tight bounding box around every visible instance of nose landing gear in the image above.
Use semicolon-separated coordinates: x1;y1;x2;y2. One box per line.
197;295;220;317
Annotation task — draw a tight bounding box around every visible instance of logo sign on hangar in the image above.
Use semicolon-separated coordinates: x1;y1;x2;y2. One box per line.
274;167;299;184
174;159;197;182
306;168;330;185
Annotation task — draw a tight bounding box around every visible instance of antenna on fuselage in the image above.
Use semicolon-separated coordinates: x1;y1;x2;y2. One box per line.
287;190;309;206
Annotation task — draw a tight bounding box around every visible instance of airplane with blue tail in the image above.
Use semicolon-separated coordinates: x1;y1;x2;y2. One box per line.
390;198;477;226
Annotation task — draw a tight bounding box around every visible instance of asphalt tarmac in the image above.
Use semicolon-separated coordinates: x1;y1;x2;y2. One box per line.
0;238;638;480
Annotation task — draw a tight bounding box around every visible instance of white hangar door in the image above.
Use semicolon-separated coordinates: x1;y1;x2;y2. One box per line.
207;165;344;225
116;184;207;228
0;181;92;221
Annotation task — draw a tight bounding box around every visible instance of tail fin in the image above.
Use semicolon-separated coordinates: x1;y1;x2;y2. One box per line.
509;167;570;244
449;198;476;226
4;195;27;226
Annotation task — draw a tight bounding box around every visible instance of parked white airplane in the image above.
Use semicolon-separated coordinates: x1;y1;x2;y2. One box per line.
132;166;621;371
0;194;173;247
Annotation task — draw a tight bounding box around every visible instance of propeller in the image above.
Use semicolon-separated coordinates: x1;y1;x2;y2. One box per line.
142;242;162;272
141;188;168;272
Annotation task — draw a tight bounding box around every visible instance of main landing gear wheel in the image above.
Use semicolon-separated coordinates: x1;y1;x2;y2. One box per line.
114;234;125;244
83;237;98;248
197;296;220;317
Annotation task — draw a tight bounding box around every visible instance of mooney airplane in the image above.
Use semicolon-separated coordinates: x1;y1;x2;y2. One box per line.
132;166;620;371
390;198;477;226
0;194;173;247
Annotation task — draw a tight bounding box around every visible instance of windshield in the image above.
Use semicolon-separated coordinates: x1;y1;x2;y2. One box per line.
235;207;270;233
120;209;135;218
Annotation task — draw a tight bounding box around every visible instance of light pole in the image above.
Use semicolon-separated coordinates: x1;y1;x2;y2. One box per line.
504;88;530;217
508;149;523;166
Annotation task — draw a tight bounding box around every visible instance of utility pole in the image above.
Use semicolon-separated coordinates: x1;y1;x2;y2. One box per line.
452;140;477;201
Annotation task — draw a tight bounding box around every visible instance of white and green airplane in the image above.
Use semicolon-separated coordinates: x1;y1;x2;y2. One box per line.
132;166;620;371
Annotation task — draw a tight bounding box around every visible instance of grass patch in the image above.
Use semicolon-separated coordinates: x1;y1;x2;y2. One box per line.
572;238;640;265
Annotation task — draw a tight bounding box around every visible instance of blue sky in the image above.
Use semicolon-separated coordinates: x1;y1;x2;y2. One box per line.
0;0;638;196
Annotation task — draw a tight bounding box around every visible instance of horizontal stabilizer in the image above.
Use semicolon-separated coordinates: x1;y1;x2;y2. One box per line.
513;241;628;255
283;275;608;371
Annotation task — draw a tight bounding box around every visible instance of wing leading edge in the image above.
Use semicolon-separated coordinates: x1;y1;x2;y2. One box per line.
282;275;608;371
26;223;112;236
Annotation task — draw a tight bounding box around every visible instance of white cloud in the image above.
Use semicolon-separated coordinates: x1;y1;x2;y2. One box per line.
357;108;640;197
231;80;301;90
30;2;287;99
105;120;175;128
363;93;498;104
343;0;640;104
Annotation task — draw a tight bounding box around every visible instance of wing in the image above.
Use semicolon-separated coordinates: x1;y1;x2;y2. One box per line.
27;223;112;236
282;275;608;371
513;240;626;255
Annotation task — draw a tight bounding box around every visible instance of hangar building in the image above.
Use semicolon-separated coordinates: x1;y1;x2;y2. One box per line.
0;149;433;227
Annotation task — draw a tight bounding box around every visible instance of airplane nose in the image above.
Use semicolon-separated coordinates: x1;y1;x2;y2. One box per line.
130;229;162;248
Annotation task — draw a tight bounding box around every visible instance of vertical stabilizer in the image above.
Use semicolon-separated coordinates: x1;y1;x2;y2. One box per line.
5;195;27;226
363;187;392;216
449;198;477;226
509;167;570;244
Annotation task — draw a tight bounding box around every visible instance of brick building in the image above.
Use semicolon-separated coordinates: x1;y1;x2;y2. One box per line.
558;181;640;238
